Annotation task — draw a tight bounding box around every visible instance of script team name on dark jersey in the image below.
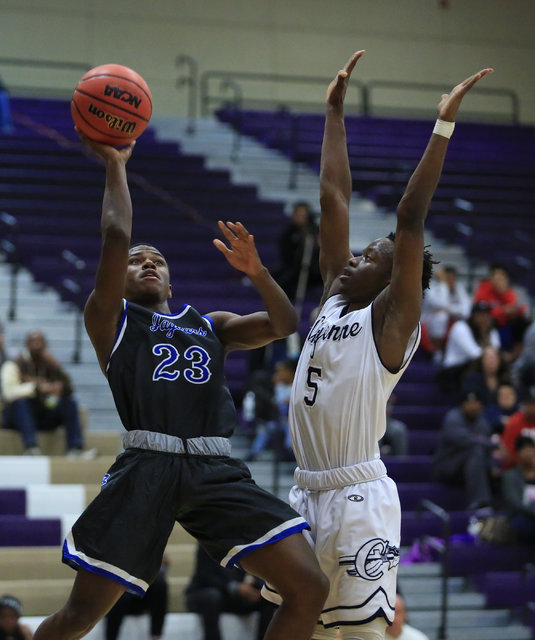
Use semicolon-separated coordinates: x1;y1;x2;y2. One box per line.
106;300;237;438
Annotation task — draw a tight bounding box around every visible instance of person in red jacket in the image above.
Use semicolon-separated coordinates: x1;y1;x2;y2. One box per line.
473;263;528;354
501;392;535;469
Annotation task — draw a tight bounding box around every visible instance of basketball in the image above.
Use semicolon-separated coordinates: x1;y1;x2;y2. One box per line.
71;64;152;146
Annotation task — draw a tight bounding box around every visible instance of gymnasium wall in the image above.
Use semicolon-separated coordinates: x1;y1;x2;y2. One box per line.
0;0;534;123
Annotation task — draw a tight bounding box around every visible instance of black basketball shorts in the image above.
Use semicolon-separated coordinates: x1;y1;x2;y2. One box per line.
62;448;308;595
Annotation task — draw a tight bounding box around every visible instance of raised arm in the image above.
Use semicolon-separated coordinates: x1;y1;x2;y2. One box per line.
319;50;365;299
80;133;136;372
373;68;493;370
208;221;297;352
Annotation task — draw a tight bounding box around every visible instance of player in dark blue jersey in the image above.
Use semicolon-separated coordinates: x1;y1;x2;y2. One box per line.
33;135;328;640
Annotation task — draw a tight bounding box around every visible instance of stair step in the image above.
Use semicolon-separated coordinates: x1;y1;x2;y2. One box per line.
0;542;196;581
0;576;189;616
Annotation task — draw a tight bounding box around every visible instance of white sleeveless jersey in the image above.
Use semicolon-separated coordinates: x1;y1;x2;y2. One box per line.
290;295;420;471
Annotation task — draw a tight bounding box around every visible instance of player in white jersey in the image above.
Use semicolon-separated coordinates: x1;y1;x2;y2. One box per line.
262;52;493;640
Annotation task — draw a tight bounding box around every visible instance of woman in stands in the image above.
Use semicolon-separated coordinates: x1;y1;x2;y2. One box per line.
32;132;328;640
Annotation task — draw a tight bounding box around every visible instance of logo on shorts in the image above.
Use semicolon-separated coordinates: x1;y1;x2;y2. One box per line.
339;538;399;581
101;474;110;486
348;494;364;502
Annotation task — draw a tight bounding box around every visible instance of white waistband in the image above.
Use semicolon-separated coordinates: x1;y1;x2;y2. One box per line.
123;430;231;457
294;459;387;490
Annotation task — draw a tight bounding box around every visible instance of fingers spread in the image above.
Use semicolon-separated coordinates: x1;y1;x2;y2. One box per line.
213;238;229;253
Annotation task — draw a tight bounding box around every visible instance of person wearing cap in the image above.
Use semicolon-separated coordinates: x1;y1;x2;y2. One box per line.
438;301;501;393
0;595;32;640
433;388;501;511
501;392;535;470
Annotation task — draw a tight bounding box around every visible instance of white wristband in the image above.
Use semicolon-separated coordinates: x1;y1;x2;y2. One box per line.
433;119;455;139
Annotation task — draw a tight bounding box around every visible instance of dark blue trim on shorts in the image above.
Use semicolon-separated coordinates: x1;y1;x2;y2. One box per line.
225;520;309;568
61;540;146;597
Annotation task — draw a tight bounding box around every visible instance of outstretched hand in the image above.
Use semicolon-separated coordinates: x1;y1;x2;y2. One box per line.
437;68;494;122
75;128;135;165
326;50;365;108
213;221;263;277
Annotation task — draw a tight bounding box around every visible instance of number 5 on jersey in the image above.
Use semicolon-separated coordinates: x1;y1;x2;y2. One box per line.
305;366;322;406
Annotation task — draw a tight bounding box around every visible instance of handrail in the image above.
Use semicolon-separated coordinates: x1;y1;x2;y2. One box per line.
0;211;20;320
419;499;451;640
61;250;87;364
0;57;92;99
0;57;91;73
176;54;199;134
219;78;243;162
366;79;519;123
199;69;365;117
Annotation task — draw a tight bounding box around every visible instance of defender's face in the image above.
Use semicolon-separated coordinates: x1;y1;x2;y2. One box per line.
338;238;394;303
125;246;172;304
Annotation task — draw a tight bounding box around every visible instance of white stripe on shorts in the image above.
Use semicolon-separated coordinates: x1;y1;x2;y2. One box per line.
62;530;149;596
220;516;308;568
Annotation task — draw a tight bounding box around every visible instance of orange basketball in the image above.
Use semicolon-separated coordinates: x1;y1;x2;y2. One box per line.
71;64;152;146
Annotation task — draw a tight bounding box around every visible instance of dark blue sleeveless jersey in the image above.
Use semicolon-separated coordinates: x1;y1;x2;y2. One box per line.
106;300;237;438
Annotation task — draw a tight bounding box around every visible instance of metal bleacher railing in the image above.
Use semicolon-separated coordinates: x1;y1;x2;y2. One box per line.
419;499;451;640
175;54;521;192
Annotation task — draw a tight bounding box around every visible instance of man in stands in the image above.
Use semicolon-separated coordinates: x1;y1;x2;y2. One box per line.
0;331;89;456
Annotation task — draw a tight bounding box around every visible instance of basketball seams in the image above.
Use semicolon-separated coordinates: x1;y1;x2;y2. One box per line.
73;88;151;123
72;63;152;146
79;73;152;107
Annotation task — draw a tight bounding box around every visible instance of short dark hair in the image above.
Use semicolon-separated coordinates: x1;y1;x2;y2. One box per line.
386;232;436;293
279;357;298;374
0;595;22;617
514;434;535;452
490;262;509;276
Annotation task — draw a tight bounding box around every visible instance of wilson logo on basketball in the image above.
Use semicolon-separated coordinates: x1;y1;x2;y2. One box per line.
104;85;142;109
87;104;137;134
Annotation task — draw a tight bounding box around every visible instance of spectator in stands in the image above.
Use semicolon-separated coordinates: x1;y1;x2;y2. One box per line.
511;319;535;400
433;389;500;511
438;301;500;393
0;331;89;456
0;76;12;133
379;394;409;456
273;201;322;301
185;544;276;640
246;357;297;462
461;345;511;406
422;265;471;358
483;382;518;436
501;391;535;470
386;592;429;640
0;594;32;640
105;560;168;640
0;322;9;370
501;435;535;545
473;262;529;354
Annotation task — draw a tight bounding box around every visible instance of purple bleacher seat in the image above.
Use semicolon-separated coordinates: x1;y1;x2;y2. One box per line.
397;482;464;511
473;570;535;608
383;455;434;482
407;430;439;455
0;489;26;516
446;541;535;577
400;510;471;546
0;515;61;546
390;405;447;430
